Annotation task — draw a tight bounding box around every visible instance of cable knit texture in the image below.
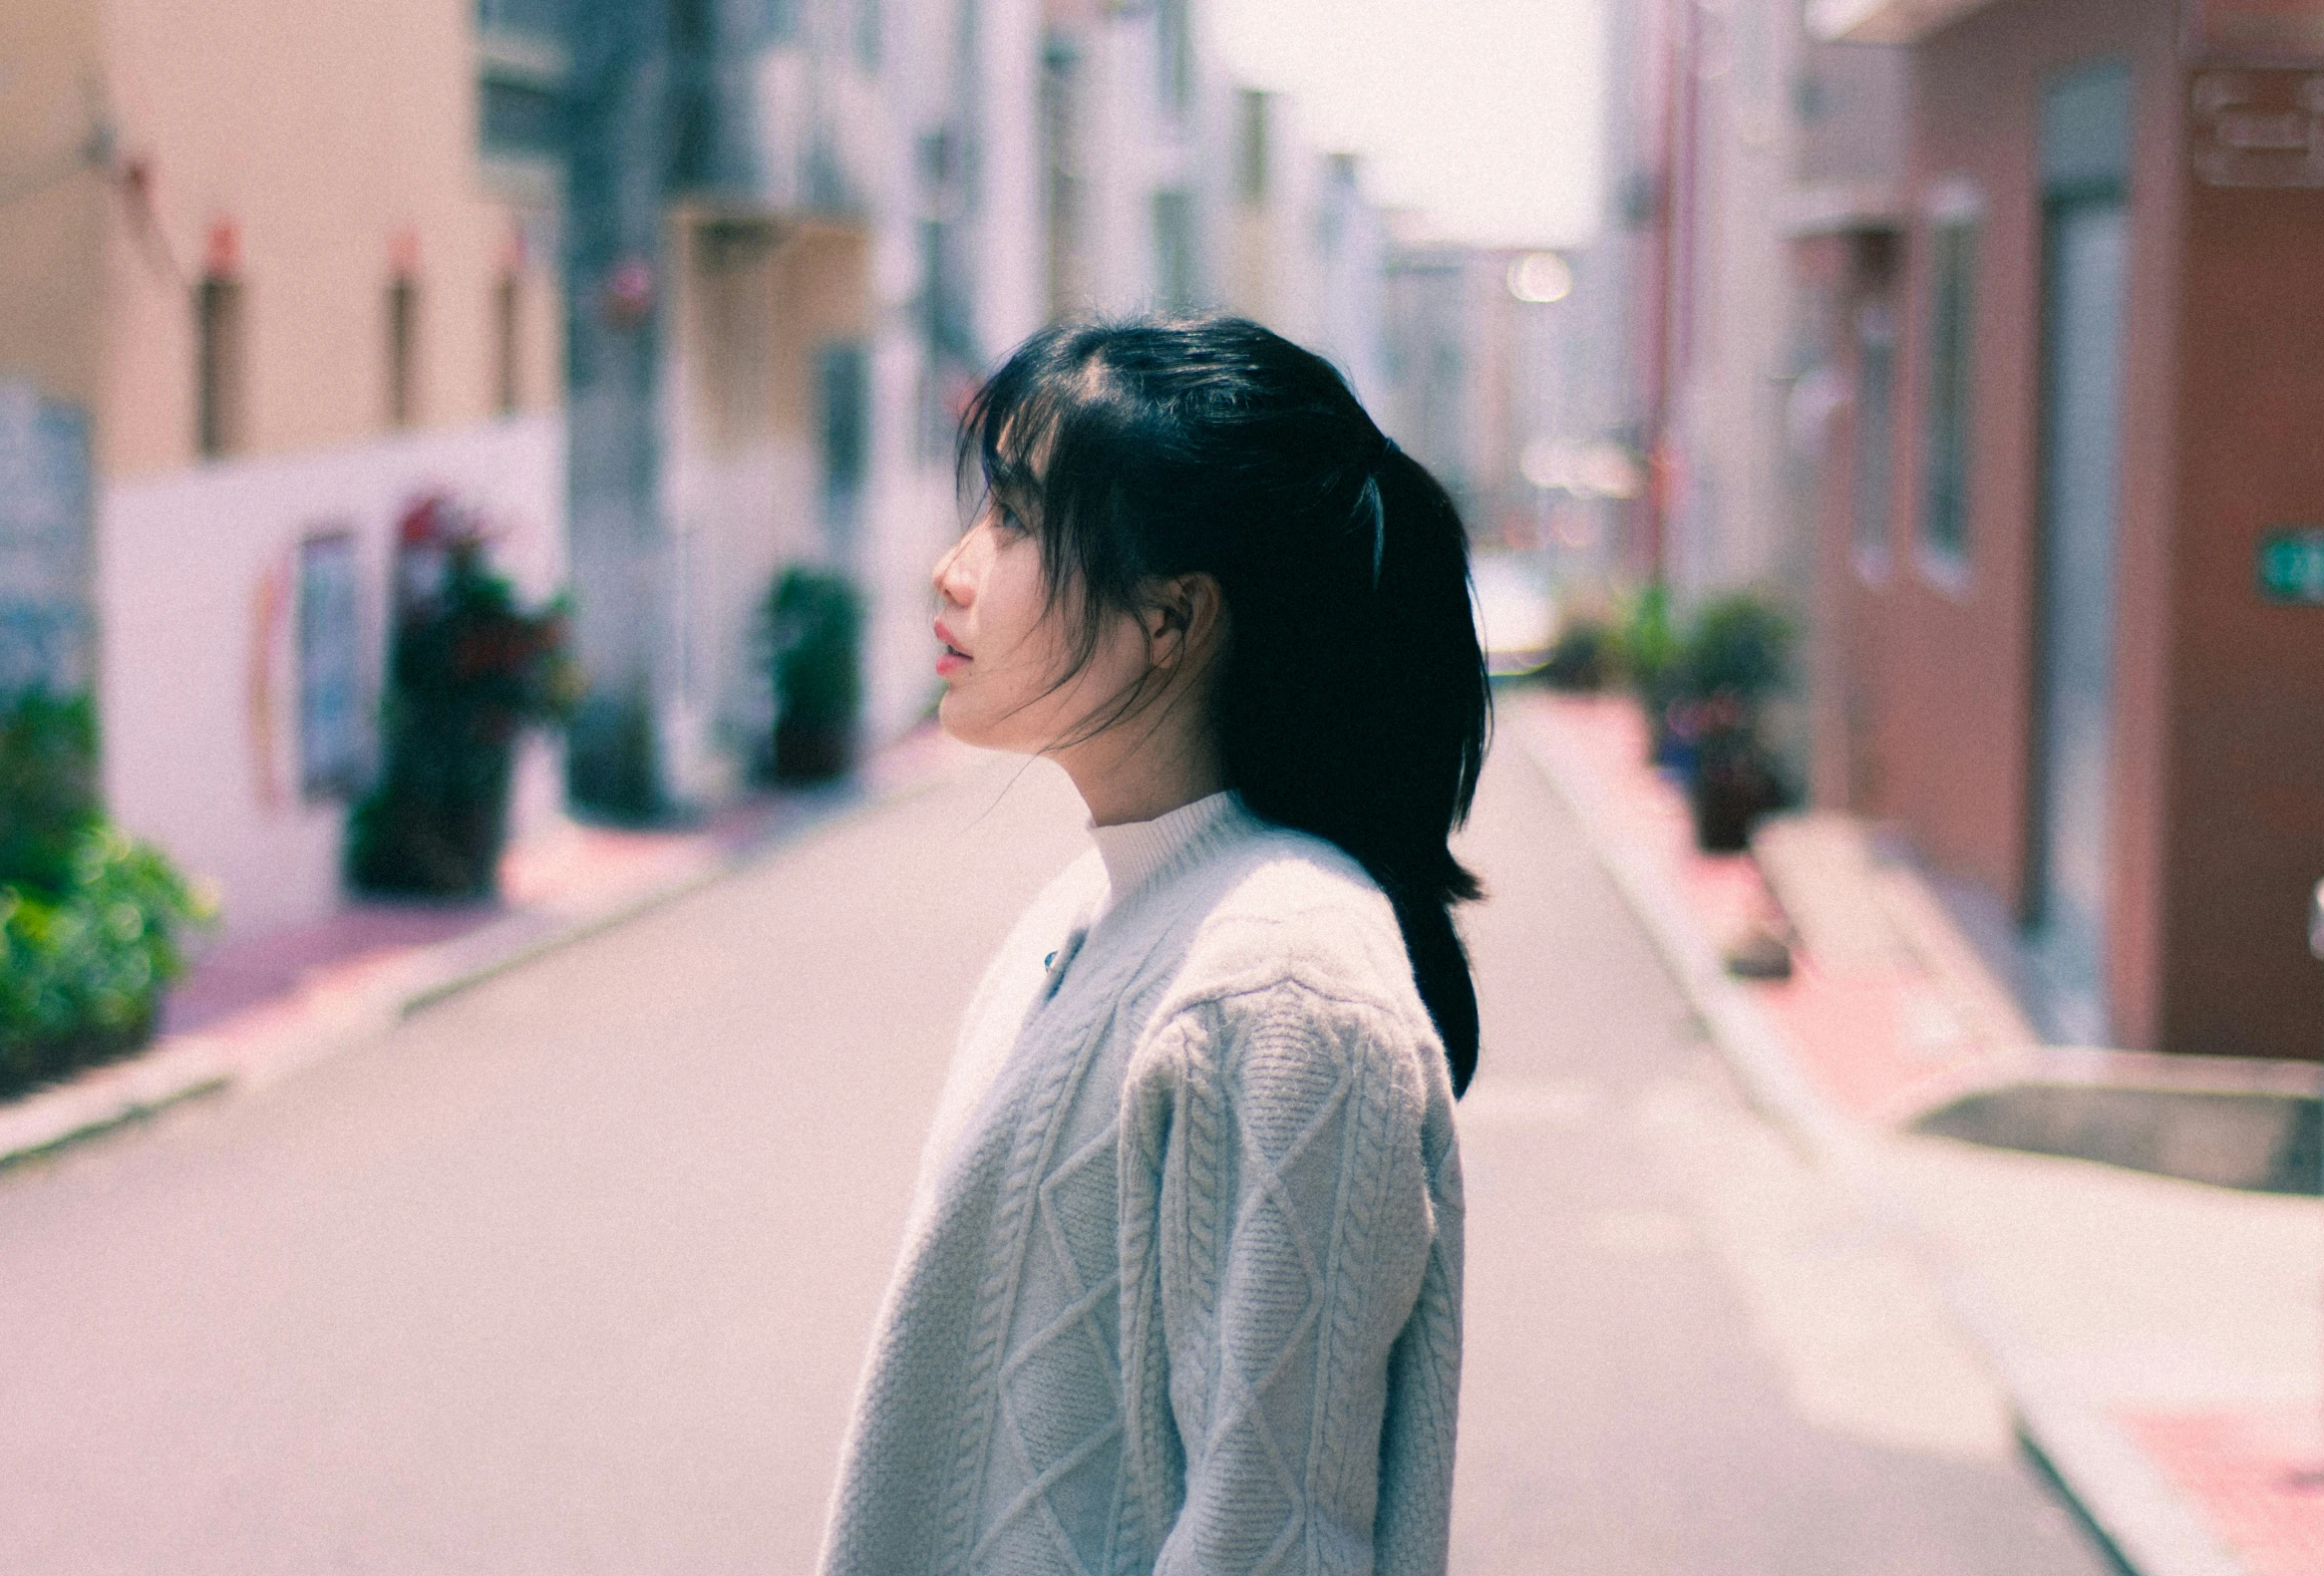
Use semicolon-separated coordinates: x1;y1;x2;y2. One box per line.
820;796;1465;1576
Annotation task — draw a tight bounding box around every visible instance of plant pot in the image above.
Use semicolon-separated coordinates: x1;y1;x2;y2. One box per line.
348;729;515;897
774;717;851;785
1689;742;1783;853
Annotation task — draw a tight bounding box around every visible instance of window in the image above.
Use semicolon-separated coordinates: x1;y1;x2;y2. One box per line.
1042;36;1083;318
1153;189;1195;311
1237;90;1270;205
194;274;244;459
297;532;363;799
481;76;561;160
820;342;869;544
1852;303;1896;573
1918;189;1981;574
387;275;421;429
495;273;522;415
1156;0;1192;120
477;0;569;36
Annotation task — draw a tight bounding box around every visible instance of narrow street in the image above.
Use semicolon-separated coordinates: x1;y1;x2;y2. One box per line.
0;740;2114;1574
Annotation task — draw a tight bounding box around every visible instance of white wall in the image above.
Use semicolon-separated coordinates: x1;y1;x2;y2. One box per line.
99;416;567;941
1668;0;1806;602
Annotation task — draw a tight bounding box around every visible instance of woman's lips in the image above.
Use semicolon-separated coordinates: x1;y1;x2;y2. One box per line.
935;639;970;678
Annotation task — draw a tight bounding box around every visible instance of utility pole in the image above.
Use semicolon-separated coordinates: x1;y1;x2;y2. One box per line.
562;0;679;819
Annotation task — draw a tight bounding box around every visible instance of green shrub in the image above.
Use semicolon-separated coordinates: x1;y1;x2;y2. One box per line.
763;566;863;783
1678;592;1795;709
0;690;101;897
1610;582;1681;702
0;819;212;1099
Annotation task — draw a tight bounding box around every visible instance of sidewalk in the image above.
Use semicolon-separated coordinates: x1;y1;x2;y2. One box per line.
0;725;981;1170
1503;687;2324;1576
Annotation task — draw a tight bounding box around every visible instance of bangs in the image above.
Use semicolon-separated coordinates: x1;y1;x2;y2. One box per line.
954;327;1150;662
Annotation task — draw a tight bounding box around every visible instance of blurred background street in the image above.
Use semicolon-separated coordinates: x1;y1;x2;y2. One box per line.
4;0;2323;1570
0;745;2114;1574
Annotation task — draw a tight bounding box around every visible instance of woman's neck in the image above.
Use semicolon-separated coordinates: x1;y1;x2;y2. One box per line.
1055;718;1225;828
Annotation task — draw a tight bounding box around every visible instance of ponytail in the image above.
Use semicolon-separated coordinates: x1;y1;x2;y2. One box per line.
1216;440;1489;1096
959;315;1493;1095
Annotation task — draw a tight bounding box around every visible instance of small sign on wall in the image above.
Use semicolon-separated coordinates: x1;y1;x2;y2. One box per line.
0;380;94;694
2258;526;2324;603
2190;69;2324;185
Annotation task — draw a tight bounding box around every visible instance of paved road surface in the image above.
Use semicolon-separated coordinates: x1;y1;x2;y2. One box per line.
0;742;2113;1573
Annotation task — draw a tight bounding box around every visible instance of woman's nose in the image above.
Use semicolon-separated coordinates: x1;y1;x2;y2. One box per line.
931;535;970;604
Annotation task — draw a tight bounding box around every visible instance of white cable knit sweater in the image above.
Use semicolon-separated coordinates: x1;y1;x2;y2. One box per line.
820;793;1465;1576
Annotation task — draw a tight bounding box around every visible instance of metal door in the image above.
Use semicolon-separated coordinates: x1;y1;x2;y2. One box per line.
2029;194;2129;1042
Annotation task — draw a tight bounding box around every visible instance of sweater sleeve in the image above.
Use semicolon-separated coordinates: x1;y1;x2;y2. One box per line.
1141;981;1453;1576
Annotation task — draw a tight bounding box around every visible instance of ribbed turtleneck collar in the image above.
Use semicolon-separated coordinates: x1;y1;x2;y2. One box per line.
1089;790;1242;916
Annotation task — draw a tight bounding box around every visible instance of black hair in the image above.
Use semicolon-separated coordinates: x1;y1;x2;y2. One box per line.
957;314;1491;1096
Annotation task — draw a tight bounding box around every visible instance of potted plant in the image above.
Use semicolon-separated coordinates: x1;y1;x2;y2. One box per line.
1674;592;1795;852
0;689;210;1099
348;496;574;897
763;565;864;784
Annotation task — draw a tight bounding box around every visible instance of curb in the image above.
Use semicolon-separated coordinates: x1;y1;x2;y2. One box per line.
0;738;971;1172
1501;697;2255;1576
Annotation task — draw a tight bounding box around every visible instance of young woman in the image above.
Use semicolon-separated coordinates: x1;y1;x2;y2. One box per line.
820;315;1488;1576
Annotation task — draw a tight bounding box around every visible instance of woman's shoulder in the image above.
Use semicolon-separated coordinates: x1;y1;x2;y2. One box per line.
1150;821;1436;1048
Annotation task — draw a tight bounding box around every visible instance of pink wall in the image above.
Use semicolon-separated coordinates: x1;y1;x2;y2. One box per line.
1845;0;2184;1047
2165;129;2324;1061
98;415;567;941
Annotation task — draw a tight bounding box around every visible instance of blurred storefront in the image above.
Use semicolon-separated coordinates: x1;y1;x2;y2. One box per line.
1806;0;2324;1062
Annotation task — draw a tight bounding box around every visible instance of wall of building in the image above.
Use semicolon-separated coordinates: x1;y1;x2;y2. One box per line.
2164;76;2324;1060
0;2;107;416
1662;0;1807;605
1;0;574;947
1798;224;1904;814
1865;0;2181;1048
92;0;562;480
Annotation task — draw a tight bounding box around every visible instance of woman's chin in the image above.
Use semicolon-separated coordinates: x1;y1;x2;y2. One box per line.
938;694;1049;757
935;691;992;749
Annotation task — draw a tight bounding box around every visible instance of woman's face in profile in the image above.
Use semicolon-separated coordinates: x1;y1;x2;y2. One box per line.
930;502;1150;755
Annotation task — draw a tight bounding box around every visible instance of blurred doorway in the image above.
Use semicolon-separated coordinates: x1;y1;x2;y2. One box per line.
2026;66;2131;1045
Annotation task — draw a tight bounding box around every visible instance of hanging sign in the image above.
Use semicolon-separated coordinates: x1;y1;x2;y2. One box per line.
2258;527;2324;603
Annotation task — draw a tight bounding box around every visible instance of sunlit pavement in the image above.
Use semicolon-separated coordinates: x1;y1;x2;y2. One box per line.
0;743;2112;1573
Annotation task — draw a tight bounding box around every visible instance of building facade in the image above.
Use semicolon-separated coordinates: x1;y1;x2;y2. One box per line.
0;0;569;940
1809;0;2324;1062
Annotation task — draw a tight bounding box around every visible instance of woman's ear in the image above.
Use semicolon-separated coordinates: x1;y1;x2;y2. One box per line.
1143;574;1224;667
